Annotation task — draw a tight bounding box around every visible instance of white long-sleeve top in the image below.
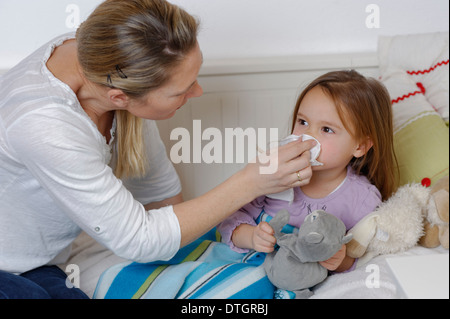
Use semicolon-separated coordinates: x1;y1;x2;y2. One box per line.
0;33;182;274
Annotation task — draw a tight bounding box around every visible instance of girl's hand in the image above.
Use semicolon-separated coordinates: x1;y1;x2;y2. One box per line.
319;244;347;271
231;222;276;253
244;139;316;199
251;222;277;253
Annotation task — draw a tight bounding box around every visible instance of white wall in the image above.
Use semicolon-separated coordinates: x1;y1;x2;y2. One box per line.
178;0;449;59
0;0;448;69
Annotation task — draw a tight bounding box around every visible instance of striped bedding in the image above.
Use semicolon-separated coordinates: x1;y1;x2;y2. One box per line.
93;229;287;299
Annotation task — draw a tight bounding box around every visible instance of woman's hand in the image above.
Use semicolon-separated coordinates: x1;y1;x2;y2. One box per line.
244;139;316;199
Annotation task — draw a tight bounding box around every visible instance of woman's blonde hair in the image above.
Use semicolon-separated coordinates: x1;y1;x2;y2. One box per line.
76;0;199;178
291;70;399;200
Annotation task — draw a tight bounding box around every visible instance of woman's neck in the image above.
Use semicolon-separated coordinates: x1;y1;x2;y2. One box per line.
46;39;84;95
46;39;115;140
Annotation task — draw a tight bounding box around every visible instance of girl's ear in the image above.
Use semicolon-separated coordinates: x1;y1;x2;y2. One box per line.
353;138;373;158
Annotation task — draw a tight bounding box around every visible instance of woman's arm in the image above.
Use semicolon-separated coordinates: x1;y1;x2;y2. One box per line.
173;139;315;247
144;192;183;210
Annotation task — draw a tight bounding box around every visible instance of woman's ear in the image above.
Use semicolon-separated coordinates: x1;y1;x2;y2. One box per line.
353;137;373;158
107;89;129;109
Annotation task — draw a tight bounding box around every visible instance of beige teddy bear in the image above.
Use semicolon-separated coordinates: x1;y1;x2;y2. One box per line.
418;176;449;249
346;176;449;266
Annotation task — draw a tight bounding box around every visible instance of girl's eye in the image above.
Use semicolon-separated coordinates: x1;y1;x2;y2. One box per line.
322;127;335;134
298;118;308;126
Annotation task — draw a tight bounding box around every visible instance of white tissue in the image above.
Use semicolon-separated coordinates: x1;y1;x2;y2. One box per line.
301;134;323;166
266;134;323;202
278;134;301;146
279;134;323;166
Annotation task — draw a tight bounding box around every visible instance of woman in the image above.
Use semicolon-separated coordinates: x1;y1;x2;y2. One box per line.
0;0;314;298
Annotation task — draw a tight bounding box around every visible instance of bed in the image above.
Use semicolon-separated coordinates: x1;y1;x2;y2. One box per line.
63;232;447;299
61;32;449;299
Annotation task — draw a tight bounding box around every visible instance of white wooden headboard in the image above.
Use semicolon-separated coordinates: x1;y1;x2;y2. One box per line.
157;53;379;200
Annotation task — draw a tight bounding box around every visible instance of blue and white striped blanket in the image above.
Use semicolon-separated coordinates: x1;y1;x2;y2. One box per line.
93;228;297;299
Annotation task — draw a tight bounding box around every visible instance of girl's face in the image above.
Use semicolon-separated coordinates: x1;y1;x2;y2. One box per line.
126;42;204;120
292;86;368;172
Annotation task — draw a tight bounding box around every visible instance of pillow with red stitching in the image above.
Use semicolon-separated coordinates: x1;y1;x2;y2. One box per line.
378;32;449;187
378;32;449;121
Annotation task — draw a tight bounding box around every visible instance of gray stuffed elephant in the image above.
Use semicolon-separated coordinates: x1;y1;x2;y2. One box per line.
263;209;353;298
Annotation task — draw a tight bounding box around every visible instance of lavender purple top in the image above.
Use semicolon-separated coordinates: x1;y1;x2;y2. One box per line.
217;166;382;253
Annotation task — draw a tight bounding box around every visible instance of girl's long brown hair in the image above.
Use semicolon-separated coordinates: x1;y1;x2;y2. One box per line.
291;70;399;200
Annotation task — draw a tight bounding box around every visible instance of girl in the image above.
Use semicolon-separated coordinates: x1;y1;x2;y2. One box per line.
218;70;398;272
